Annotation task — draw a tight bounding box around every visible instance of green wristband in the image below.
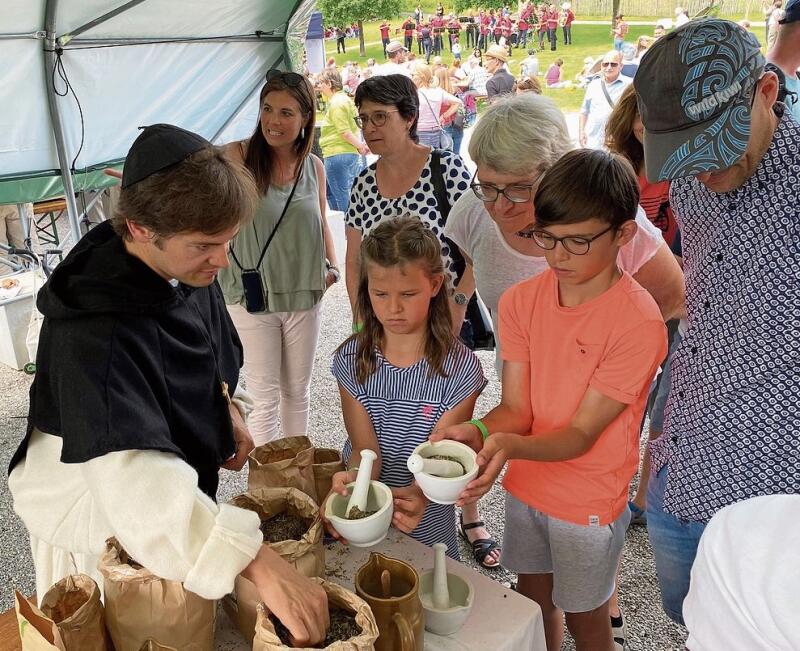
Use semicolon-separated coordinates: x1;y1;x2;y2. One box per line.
352;322;364;334
469;418;490;441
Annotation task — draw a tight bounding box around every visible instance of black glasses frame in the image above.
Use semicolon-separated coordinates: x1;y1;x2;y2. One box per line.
266;68;305;87
469;171;536;204
531;224;617;255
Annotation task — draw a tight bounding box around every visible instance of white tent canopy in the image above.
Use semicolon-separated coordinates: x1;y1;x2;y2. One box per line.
0;0;315;242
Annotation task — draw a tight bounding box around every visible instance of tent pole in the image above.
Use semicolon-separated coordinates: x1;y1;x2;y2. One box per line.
59;0;150;44
43;0;82;244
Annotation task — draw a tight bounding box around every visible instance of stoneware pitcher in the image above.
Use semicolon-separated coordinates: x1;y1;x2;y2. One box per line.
355;552;424;651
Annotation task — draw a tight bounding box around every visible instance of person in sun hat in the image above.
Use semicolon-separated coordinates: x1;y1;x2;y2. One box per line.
767;0;800;120
634;18;800;625
484;43;515;100
7;124;331;645
374;40;411;77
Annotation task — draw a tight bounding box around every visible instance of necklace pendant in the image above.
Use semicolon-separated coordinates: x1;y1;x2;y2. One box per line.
221;381;231;405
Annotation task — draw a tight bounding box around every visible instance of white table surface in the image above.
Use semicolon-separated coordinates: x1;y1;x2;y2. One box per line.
215;528;546;650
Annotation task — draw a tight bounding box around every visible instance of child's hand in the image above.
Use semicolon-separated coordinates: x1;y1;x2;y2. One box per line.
319;470;357;544
457;433;519;504
430;421;483;452
391;483;428;533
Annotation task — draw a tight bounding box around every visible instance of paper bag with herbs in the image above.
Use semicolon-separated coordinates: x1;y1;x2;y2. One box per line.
312;448;345;504
98;538;215;651
253;578;379;651
15;574;109;651
247;435;316;497
229;487;325;642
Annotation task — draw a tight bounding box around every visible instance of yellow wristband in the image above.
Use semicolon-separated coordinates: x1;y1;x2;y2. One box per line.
469;418;490;441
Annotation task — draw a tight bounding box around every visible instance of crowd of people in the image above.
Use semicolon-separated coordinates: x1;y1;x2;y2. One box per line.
6;5;800;651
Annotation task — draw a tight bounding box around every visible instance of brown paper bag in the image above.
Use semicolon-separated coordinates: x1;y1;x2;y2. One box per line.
98;539;215;651
138;641;179;651
15;574;110;651
229;487;325;642
247;435;316;497
312;448;345;503
252;578;379;651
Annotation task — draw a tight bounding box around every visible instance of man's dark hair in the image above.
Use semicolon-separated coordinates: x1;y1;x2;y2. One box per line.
355;74;419;142
113;145;258;240
534;149;640;229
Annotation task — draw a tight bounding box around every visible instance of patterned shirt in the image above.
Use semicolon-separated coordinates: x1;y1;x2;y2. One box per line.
346;150;472;285
650;106;800;522
332;339;487;557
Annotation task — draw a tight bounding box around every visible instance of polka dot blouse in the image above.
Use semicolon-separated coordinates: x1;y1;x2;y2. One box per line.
346;150;473;284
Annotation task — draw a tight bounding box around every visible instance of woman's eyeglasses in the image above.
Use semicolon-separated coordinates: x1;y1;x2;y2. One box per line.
469;172;536;204
355;110;399;128
531;224;616;255
266;68;305;87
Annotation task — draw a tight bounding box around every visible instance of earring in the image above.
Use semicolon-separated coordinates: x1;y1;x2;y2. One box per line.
300;127;305;139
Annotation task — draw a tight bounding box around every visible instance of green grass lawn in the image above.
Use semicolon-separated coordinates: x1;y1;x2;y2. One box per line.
325;21;660;113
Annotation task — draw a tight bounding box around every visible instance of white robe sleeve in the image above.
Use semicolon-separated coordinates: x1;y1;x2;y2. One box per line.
10;430;263;600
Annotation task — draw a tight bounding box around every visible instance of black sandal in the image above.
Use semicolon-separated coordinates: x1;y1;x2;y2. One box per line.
459;514;501;569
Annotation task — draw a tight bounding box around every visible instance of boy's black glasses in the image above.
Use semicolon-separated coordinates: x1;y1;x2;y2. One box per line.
531;224;616;255
266;68;304;86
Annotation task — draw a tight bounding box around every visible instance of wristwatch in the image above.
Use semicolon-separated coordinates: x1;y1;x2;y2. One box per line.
453;292;468;306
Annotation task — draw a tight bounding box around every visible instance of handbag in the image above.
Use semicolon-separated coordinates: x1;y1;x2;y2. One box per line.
429;150;495;351
230;168;302;313
421;90;454;151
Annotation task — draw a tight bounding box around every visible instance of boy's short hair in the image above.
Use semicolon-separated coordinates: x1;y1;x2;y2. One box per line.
534;149;640;229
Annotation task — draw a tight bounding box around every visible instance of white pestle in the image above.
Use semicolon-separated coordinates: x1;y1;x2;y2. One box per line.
432;543;451;610
345;449;378;516
407;453;464;478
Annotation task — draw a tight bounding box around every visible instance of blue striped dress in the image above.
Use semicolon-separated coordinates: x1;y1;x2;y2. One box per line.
332;338;487;559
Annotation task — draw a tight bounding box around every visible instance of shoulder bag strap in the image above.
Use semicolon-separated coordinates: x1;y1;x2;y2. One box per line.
230;164;303;271
421;89;445;133
600;80;616;109
429;150;466;283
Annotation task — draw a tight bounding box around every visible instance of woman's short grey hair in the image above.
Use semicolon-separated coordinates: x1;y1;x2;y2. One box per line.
468;94;572;177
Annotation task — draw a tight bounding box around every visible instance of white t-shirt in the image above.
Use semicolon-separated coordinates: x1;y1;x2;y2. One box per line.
445;191;664;365
417;87;460;131
373;61;411;77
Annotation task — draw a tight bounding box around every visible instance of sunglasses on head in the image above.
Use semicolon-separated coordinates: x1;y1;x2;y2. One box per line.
266;68;305;87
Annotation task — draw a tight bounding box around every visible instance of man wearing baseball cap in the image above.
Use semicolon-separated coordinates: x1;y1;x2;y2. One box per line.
767;0;800;120
374;40;411;77
8;124;330;645
634;19;800;625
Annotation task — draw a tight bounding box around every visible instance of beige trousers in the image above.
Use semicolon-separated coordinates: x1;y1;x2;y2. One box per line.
227;303;322;446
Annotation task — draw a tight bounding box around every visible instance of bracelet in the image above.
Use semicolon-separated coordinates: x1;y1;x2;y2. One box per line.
469;418;490;441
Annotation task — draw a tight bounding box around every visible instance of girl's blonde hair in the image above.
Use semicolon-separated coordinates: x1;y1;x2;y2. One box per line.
434;67;453;94
349;217;455;384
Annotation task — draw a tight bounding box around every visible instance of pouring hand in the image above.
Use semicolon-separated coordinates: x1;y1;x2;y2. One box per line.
391;483;428;533
242;546;329;647
429;421;483;452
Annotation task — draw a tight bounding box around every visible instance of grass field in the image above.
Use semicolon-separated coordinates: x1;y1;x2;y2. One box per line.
326;21;662;113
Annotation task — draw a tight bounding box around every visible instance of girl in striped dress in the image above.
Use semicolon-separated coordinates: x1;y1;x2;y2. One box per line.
325;218;487;558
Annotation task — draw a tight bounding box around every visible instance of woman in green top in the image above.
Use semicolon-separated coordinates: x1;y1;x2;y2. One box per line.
316;69;370;213
219;70;340;445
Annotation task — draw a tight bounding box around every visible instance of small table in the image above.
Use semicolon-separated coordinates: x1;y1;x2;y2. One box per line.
217;528;546;650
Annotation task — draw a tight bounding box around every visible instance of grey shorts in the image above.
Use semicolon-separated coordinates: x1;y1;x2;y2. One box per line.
501;492;630;613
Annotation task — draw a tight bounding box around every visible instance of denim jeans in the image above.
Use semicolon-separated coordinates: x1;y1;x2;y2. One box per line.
562;25;572;44
417;129;442;149
646;465;707;625
548;28;557;50
444;124;462;155
323;153;359;213
614;37;624;51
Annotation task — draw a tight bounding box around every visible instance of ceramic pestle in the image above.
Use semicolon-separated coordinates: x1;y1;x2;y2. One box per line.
432;543;451;609
406;453;464;478
345;449;378;516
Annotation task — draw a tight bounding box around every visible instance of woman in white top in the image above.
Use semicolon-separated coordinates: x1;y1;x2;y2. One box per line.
410;61;462;149
443;92;685;644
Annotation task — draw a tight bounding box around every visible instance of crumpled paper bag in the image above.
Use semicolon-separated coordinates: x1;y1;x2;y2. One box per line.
248;435;316;497
312;448;345;504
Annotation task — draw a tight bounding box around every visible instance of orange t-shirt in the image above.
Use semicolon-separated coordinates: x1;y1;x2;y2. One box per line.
498;270;667;526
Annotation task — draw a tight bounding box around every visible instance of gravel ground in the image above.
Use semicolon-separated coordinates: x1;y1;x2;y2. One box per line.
0;245;686;649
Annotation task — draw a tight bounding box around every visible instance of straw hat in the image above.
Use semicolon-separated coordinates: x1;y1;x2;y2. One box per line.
484;44;509;62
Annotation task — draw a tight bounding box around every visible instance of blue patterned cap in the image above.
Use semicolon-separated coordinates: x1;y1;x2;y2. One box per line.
634;19;765;182
779;0;799;23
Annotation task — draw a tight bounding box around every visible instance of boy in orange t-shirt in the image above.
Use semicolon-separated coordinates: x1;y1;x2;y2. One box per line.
434;149;666;650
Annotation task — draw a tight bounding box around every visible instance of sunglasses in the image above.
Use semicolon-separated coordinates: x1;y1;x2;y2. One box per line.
266;68;305;86
601;62;620;68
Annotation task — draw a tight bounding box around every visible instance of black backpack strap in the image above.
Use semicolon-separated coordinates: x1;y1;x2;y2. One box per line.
429;149;465;283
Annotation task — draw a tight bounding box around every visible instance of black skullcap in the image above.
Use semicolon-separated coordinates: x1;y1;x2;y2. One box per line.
121;124;211;188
